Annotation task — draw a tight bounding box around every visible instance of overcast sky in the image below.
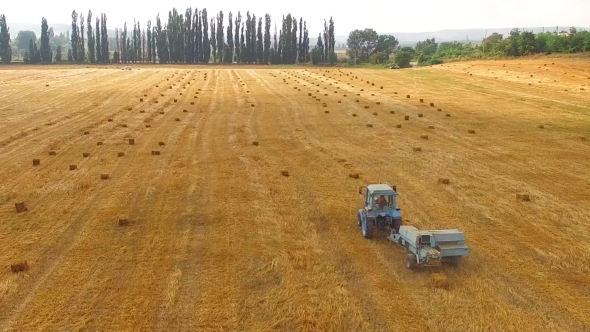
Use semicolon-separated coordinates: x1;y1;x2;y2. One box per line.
2;0;589;35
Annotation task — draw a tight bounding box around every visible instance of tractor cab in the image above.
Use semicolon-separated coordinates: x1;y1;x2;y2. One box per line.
357;184;403;239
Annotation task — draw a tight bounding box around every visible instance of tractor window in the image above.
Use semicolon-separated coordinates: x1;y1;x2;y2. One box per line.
374;195;394;209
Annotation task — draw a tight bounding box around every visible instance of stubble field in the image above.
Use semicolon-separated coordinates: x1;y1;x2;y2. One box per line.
1;58;589;332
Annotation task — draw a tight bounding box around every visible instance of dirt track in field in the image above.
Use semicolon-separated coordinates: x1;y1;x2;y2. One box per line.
0;59;589;332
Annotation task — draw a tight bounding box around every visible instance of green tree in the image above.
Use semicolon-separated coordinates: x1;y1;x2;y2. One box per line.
15;30;36;52
375;34;398;54
210;18;217;62
317;33;324;62
234;12;241;63
393;49;412;68
79;13;85;62
28;38;35;64
328;17;335;65
263;14;271;64
291;17;297;63
202;9;210;63
302;21;309;62
67;49;73;62
40;18;51;63
257;17;263;63
55;45;62;62
95;17;101;63
250;14;257;63
281;14;292;64
71;11;79;62
226;12;233;63
346;29;379;64
245;12;251;63
0;15;11;64
311;46;321;65
216;11;224;63
298;17;303;62
87;11;95;63
147;20;152;62
100;13;109;62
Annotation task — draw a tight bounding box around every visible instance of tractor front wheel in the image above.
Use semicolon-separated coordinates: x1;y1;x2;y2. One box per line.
406;253;417;269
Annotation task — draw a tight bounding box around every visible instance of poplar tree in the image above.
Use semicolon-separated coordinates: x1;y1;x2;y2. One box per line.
263;14;271;64
40;18;51;63
87;11;95;63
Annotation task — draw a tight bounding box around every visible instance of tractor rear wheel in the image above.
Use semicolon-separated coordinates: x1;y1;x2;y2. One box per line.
406;253;417;269
362;218;373;239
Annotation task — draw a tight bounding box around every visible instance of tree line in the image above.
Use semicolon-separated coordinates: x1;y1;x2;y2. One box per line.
344;27;590;68
0;10;337;66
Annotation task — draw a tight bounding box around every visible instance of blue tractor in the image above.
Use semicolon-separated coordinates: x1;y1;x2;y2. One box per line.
357;184;402;239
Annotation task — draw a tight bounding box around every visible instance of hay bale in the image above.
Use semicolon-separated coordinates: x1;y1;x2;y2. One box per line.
581;136;587;141
431;273;450;290
83;131;90;135
364;106;369;109
418;114;423;118
381;86;383;89
144;94;148;97
516;193;531;201
352;113;357;117
159;111;165;115
430;102;434;107
97;142;103;146
154;100;159;104
251;104;255;107
118;216;130;226
438;178;450;184
83;152;90;158
420;99;424;103
140;98;143;102
108;119;113;122
151;150;161;155
140;110;145;113
428;126;435;129
69;165;77;170
437;108;442;112
121;124;128;128
174;99;178;103
412;147;421;152
129;139;135;145
15;202;28;213
356;100;360;102
390;111;395;114
338;101;341;103
323;104;327;107
376;102;381;105
325;110;329;113
539;125;545;129
158;142;165;146
118;152;125;157
281;170;290;177
100;174;109;180
175;118;181;121
407;94;410;98
49;151;57;156
145;124;151;128
349;173;360;179
252;141;259;146
372;112;378;116
468;129;475;134
446;114;451;117
405;115;409;120
10;261;30;273
33;159;40;166
421;135;429;139
183;109;188;112
366;124;373;128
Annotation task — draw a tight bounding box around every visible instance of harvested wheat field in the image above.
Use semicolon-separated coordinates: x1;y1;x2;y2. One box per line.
1;59;589;332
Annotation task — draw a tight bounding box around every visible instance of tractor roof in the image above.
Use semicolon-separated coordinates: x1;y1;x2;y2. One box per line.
367;184;396;194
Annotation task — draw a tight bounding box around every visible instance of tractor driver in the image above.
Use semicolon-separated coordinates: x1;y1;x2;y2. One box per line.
376;195;387;209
